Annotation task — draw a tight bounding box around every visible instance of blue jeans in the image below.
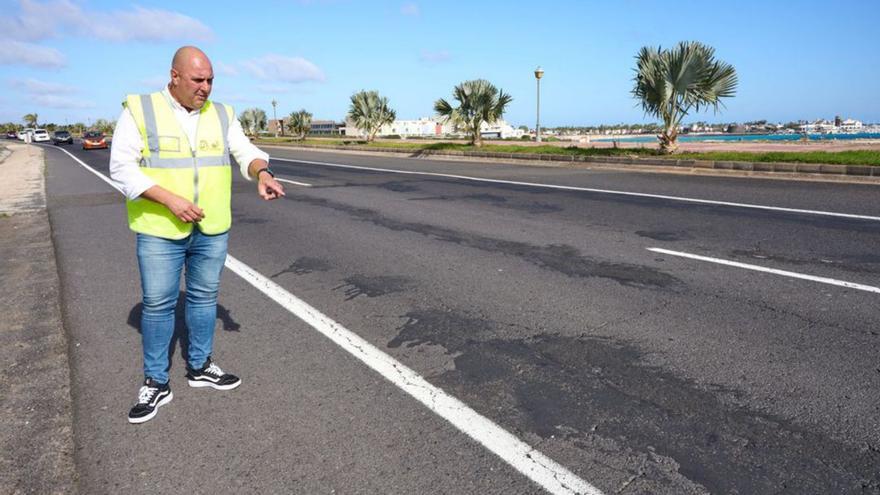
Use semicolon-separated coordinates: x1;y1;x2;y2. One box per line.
136;230;228;384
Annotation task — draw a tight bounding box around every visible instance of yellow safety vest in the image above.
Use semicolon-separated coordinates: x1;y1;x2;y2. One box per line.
123;92;234;239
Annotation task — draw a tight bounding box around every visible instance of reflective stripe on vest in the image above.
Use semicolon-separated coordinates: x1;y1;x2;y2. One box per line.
123;92;235;239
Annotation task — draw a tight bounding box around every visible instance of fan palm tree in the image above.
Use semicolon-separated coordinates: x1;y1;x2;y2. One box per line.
238;112;253;136
434;79;512;147
249;108;268;135
287;109;312;140
239;108;267;136
632;41;738;153
23;113;38;127
347;90;395;142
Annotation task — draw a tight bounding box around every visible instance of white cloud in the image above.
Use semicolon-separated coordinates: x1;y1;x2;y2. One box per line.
0;41;66;68
242;54;326;84
0;0;78;41
0;1;213;43
31;94;94;109
9;78;77;93
88;7;214;43
401;2;420;16
215;61;239;77
419;50;451;64
256;85;292;94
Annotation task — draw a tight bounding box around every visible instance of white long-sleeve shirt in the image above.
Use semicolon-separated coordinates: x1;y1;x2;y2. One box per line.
109;87;269;200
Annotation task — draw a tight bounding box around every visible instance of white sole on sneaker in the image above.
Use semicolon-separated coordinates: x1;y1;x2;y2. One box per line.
187;379;241;390
128;391;173;424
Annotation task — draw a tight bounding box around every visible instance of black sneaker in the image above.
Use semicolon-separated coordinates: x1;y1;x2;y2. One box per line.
186;357;241;390
128;378;173;424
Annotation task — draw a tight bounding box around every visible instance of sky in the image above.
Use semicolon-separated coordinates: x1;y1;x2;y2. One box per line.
1;0;878;128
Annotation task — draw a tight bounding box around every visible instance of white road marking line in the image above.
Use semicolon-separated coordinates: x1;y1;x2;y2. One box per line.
648;247;880;294
272;157;880;222
224;255;601;495
46;145;123;193
276;177;312;187
57;145;602;495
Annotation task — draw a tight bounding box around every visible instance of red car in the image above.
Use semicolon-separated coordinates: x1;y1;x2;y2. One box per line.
82;131;108;150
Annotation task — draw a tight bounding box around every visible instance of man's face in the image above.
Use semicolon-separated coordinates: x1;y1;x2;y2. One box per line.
170;59;213;110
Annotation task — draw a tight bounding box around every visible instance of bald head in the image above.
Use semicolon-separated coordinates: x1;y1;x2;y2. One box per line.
169;46;214;111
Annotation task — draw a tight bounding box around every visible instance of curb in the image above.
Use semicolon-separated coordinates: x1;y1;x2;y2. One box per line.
255;141;880;180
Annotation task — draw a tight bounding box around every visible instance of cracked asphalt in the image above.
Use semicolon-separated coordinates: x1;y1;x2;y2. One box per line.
44;145;880;494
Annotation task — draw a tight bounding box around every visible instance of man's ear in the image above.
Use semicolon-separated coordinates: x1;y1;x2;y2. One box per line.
170;68;179;85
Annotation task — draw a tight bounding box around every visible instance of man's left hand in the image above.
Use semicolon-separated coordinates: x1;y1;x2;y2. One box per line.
258;175;285;200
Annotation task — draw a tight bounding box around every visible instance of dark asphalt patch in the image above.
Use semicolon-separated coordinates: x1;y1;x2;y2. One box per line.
377;181;421;193
50;192;123;208
333;274;415;300
288;194;679;289
635;231;693;242
232;213;268;225
271;257;333;278
387;310;880;494
409;192;563;215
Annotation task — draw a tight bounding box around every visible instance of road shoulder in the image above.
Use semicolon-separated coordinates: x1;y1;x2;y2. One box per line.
0;144;78;494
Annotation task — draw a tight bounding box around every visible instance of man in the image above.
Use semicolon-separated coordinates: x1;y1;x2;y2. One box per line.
110;46;285;424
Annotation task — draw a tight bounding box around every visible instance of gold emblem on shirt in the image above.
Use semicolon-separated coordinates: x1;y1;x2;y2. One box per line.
199;140;222;151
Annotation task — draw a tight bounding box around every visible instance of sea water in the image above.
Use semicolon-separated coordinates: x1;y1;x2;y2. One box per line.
597;133;880;143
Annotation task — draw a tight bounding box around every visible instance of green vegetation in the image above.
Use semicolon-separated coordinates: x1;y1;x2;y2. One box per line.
255;137;880;166
239;108;267;136
632;41;738;153
286;109;312;140
434;79;512;147
678;150;880;166
347;90;396;142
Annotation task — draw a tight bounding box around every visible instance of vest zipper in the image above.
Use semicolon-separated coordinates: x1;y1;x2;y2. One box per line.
193;156;199;210
192;111;201;227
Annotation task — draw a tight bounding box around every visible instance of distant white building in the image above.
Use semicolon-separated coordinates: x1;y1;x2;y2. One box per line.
478;120;525;139
345;117;524;139
840;118;863;132
382;117;451;137
800;120;835;133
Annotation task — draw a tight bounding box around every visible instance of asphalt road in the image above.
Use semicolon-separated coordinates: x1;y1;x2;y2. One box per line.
43;144;880;494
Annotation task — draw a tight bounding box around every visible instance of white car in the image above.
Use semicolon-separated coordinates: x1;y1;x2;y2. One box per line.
17;128;34;140
33;129;50;142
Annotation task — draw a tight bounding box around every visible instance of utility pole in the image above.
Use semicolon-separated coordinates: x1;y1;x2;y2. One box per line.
271;99;278;138
534;67;544;143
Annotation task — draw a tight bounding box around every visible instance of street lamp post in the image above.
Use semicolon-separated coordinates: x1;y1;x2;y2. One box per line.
534;66;544;143
271;99;278;137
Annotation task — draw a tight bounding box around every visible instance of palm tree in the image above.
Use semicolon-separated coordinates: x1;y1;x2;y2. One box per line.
238;112;253;136
239;108;267;136
23;113;38;127
93;119;116;134
632;41;738;153
434;79;512;147
347;90;395;142
287;109;312;140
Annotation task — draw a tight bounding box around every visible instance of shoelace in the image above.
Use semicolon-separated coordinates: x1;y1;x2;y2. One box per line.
205;362;224;377
137;385;158;404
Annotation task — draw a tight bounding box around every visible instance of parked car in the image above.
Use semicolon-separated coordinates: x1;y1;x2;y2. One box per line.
17;128;34;140
32;129;50;142
53;130;73;145
5;130;17;139
82;131;108;150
